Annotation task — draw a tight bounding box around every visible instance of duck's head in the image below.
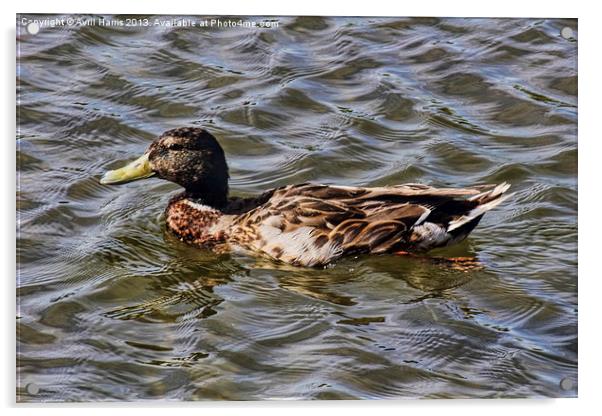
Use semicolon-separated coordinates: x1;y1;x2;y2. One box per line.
101;127;229;207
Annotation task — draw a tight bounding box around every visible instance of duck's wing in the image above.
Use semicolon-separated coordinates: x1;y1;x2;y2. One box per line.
229;183;511;266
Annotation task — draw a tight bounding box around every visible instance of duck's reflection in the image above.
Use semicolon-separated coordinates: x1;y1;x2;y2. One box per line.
104;254;238;322
248;247;484;305
390;254;482;292
252;258;359;306
104;239;486;322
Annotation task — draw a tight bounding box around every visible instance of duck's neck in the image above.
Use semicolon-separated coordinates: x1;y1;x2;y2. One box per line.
184;187;228;210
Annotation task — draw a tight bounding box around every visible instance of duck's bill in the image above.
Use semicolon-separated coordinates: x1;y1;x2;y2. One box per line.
100;153;155;185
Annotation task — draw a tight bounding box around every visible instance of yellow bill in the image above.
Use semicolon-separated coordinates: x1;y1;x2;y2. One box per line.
100;153;155;185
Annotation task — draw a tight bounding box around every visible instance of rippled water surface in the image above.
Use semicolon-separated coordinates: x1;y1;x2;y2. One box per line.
16;15;577;401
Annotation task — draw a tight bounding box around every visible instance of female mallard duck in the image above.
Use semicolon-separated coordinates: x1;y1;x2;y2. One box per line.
101;127;511;267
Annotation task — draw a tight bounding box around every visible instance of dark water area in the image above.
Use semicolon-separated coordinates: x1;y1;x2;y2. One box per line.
16;15;577;401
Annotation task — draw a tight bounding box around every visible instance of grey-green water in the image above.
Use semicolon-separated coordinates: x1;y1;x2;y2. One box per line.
16;15;577;401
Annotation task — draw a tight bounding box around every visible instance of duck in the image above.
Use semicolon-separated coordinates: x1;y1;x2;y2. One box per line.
100;127;511;267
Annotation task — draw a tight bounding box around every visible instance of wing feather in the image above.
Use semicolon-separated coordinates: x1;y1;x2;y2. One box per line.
227;182;509;265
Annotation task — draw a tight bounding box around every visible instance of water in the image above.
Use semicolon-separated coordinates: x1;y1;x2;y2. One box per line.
16;15;577;401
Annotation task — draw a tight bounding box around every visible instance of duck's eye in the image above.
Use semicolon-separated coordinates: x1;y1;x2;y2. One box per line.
167;143;183;151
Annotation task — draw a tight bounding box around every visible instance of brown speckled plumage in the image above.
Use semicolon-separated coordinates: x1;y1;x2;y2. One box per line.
102;127;512;267
165;193;225;246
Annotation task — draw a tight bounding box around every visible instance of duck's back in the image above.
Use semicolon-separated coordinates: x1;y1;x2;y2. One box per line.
224;182;510;266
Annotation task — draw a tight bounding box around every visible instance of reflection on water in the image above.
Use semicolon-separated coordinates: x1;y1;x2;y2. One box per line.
17;15;577;401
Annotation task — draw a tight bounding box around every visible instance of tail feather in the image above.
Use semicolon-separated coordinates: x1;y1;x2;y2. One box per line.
447;182;512;232
467;182;511;202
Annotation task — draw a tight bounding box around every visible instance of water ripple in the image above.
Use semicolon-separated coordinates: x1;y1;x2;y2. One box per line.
17;15;577;401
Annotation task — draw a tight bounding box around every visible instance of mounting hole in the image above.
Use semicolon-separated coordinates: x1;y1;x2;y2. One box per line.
561;27;574;40
25;382;39;395
559;377;574;391
26;22;40;35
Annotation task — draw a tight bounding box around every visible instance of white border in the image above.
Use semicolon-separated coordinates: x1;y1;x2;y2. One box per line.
3;0;598;415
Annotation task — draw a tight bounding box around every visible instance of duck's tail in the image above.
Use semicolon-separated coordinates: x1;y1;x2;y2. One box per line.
447;182;512;232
